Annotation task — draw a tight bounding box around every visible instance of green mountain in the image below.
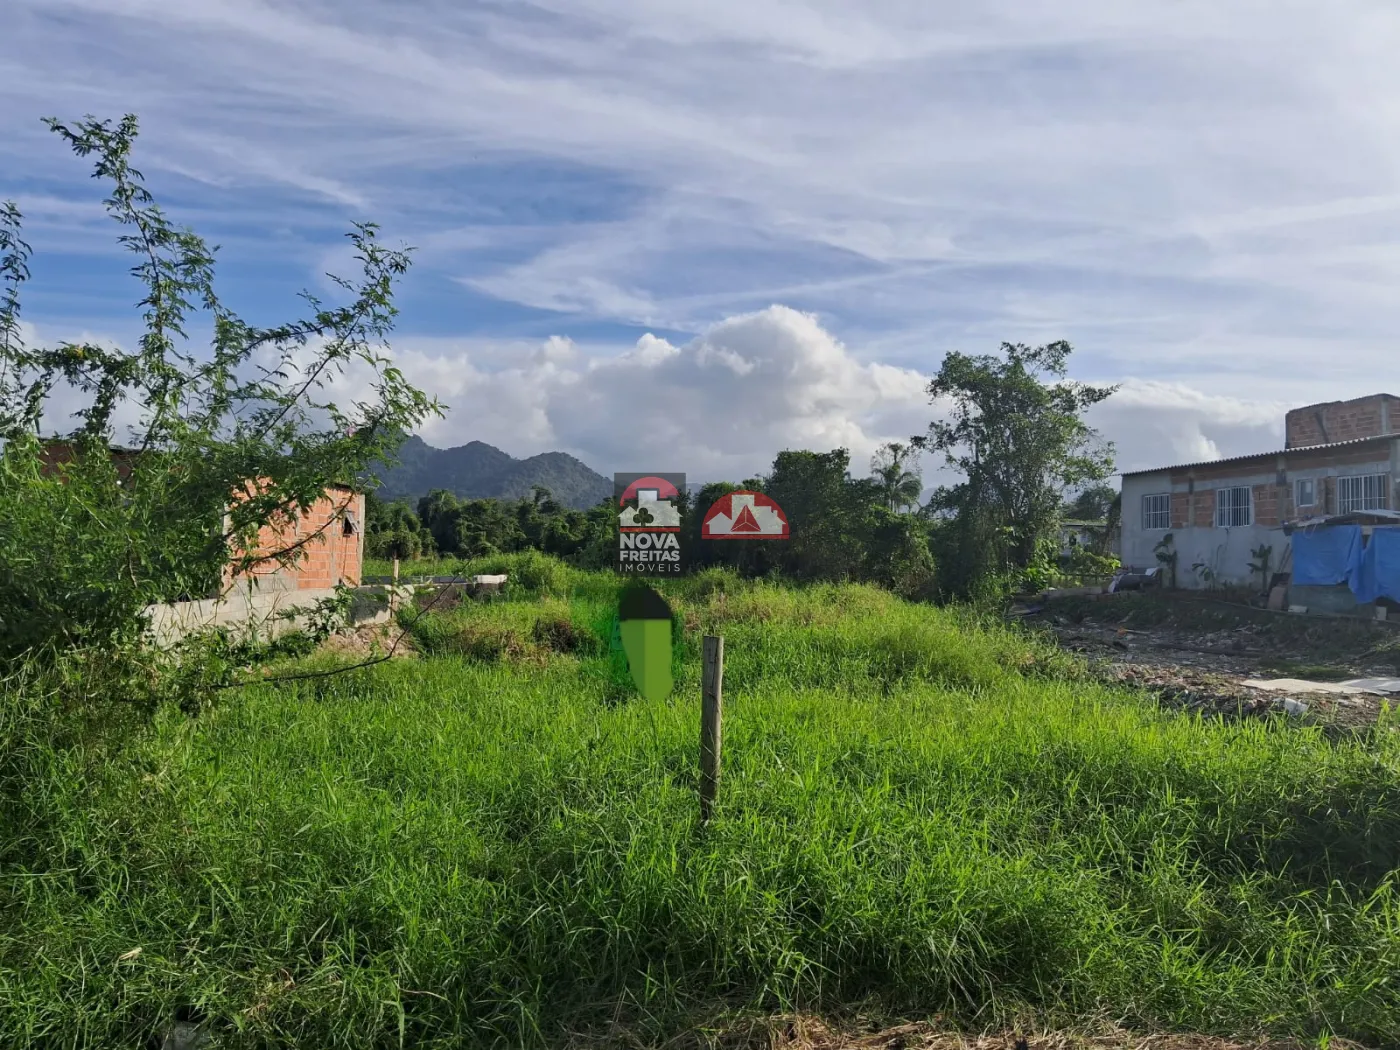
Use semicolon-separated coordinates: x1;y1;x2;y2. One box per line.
374;436;611;510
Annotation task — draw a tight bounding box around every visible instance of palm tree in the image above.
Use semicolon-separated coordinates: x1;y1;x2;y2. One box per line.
871;441;924;512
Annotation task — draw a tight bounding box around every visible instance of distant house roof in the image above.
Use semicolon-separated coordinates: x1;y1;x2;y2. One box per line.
1121;433;1395;478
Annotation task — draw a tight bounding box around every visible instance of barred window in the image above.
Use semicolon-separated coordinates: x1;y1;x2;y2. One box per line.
1215;486;1252;528
1337;473;1389;514
1141;493;1170;530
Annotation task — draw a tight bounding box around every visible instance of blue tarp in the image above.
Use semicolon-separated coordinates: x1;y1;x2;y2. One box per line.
1351;527;1400;604
1290;525;1363;587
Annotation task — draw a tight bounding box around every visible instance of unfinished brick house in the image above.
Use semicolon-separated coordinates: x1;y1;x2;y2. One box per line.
39;441;365;594
224;484;365;595
1120;394;1400;593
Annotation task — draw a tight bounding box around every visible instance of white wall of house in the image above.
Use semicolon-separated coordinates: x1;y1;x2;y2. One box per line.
1120;470;1171;572
1120;469;1286;588
1165;523;1283;588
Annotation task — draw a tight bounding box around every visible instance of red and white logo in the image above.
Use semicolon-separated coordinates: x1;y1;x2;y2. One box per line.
701;490;789;540
618;474;682;531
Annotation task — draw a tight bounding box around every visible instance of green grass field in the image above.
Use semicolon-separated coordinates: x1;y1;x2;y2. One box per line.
5;557;1400;1048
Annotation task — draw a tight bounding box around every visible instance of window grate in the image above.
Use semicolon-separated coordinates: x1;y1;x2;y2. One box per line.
1337;474;1389;514
1141;493;1170;530
1215;486;1252;528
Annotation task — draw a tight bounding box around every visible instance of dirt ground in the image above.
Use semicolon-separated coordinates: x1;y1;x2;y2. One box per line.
573;1015;1369;1050
318;620;418;660
1020;591;1400;730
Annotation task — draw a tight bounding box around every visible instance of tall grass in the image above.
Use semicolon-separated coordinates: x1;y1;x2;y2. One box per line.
3;565;1400;1047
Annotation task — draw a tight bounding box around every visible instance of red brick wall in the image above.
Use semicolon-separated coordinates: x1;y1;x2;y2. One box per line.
1252;483;1283;526
1193;490;1215;527
1285;394;1399;449
1170;492;1190;529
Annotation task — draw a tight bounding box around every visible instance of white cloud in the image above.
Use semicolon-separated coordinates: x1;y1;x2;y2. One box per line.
1088;380;1288;477
14;312;1326;497
369;314;1305;490
309;306;932;481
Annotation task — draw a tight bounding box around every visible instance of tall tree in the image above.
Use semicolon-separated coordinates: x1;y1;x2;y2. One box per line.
917;341;1116;594
764;449;880;581
870;441;924;512
365;492;432;560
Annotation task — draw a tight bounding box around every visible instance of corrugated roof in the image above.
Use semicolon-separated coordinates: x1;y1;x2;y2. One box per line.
1121;433;1395;477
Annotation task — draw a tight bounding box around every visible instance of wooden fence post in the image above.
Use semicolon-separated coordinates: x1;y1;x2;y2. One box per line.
700;635;724;823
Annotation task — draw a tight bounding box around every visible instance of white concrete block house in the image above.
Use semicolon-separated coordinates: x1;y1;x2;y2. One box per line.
1120;394;1400;590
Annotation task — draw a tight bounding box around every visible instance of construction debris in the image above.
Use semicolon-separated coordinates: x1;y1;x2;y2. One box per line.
1022;592;1400;729
1240;677;1400;696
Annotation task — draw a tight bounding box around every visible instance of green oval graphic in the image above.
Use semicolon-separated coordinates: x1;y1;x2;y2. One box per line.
616;585;673;701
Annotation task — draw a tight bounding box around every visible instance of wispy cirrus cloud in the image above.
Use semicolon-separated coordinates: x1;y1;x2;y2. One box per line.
4;0;1400;479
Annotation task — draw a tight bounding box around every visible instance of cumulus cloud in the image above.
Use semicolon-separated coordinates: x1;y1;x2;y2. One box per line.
307;310;1303;491
279;305;931;481
381;321;1321;494
554;306;931;476
1087;380;1288;476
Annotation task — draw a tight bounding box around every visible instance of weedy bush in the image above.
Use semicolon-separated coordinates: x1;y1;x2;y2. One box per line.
460;549;580;596
0;115;436;667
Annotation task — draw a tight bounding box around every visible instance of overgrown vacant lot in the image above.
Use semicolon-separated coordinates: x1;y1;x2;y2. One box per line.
5;560;1400;1048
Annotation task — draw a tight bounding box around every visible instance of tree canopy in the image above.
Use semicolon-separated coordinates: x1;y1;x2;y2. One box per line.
1063;482;1118;522
917;341;1116;596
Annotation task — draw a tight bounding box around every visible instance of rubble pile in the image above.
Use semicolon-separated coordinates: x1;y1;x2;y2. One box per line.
1027;603;1397;729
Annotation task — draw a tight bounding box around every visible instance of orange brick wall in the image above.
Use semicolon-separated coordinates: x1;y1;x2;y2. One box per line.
225;486;365;591
36;444;366;593
1285;394;1399;449
1173;484;1283;526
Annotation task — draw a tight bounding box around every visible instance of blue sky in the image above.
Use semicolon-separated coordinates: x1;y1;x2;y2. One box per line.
5;0;1400;484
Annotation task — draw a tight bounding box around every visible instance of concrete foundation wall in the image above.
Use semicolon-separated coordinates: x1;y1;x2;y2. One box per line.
143;584;411;648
